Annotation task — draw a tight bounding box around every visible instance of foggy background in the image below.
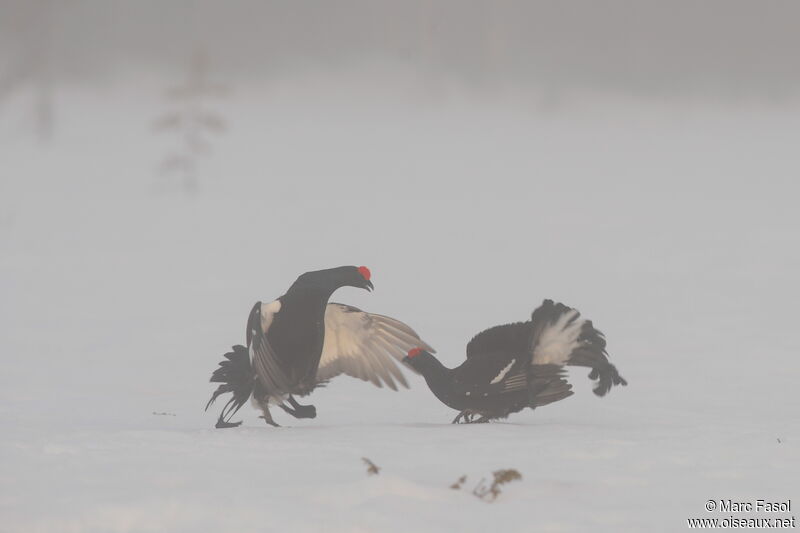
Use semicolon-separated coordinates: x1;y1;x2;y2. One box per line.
4;0;800;99
1;2;798;532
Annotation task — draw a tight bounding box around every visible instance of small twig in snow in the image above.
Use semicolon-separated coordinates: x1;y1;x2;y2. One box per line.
362;457;381;475
450;475;467;490
472;469;522;502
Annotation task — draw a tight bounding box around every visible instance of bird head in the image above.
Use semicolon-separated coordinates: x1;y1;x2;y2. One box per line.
338;265;373;292
402;347;436;372
289;265;374;293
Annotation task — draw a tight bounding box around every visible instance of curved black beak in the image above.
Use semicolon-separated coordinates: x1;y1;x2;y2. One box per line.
364;279;374;292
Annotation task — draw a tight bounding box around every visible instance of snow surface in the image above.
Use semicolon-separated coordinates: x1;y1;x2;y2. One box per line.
1;72;799;532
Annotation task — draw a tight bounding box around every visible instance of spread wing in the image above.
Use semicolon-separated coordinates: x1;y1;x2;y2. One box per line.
315;303;435;390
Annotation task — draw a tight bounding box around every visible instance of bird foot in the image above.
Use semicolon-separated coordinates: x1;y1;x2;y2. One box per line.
215;418;243;429
452;410;478;424
259;414;281;427
286;396;317;419
279;404;317;419
452;410;490;424
295;404;316;418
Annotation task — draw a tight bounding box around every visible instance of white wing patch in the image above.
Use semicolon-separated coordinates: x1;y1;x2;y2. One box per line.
316;303;435;390
533;309;585;365
490;359;516;384
260;299;281;334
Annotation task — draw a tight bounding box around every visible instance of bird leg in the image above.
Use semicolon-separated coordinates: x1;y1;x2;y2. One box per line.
279;404;298;416
280;395;317;419
259;408;280;427
254;397;281;427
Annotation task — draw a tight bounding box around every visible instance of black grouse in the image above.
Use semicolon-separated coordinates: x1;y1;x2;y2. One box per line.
206;265;434;428
403;299;627;423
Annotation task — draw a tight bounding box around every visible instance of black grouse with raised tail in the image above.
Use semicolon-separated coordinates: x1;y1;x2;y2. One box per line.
403;299;626;423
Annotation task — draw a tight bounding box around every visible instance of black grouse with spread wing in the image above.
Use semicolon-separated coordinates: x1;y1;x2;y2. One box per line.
403;299;627;423
206;265;434;428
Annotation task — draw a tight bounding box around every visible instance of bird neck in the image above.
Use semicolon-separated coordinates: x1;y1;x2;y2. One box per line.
417;355;452;387
286;285;338;299
287;266;353;295
416;355;462;409
286;279;350;303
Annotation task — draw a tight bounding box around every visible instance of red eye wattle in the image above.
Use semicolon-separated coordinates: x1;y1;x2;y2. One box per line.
358;266;371;281
407;347;423;358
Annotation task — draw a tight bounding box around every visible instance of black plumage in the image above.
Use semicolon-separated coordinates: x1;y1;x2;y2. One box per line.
205;345;253;428
403;299;627;423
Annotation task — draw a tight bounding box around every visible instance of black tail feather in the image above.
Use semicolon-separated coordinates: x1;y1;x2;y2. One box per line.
528;364;574;408
205;345;254;428
588;363;628;397
531;300;627;397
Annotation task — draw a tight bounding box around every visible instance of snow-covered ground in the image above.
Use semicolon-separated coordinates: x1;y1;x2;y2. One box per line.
1;72;798;532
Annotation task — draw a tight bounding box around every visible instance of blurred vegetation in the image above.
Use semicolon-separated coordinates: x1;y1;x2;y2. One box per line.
153;52;228;192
